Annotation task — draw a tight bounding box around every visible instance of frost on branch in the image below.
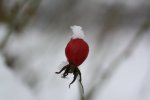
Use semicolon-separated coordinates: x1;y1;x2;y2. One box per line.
71;25;85;39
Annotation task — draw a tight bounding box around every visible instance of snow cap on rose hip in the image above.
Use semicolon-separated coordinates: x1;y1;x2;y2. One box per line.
70;25;85;39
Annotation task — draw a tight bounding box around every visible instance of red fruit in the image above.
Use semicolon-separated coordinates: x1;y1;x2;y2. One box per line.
65;38;89;66
55;26;88;93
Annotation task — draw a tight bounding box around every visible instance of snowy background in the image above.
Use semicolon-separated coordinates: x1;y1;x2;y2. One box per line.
0;0;150;100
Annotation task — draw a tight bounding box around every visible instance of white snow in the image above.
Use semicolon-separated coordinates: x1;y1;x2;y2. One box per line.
0;23;150;100
70;25;85;39
0;54;35;100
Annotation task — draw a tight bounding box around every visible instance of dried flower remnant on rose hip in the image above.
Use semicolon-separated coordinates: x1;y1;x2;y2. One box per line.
55;25;89;93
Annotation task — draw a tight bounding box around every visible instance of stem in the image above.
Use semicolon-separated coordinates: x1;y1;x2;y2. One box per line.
78;82;85;100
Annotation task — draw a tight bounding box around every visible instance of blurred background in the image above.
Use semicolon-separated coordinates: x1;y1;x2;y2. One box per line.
0;0;150;100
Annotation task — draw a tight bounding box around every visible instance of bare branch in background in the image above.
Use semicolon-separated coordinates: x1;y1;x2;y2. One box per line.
0;0;42;70
84;17;150;100
12;0;42;32
0;0;41;49
83;5;124;100
91;4;123;61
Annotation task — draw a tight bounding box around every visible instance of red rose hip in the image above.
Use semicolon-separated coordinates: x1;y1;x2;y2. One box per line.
65;38;89;66
55;26;89;93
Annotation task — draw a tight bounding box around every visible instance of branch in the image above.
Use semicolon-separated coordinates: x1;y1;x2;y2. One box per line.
85;17;150;100
0;0;42;50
